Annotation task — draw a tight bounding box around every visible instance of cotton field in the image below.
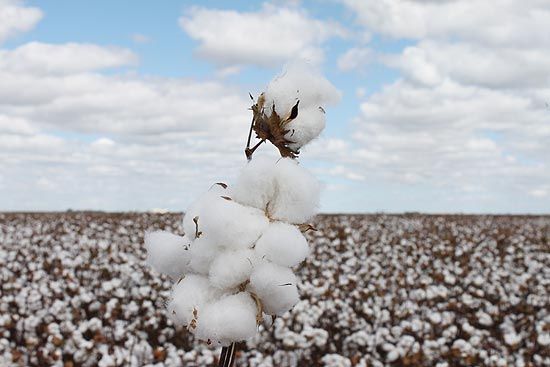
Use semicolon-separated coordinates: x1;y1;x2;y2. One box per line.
0;212;549;367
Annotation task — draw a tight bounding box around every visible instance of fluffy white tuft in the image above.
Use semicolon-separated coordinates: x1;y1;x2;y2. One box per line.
230;155;276;211
195;292;258;346
187;237;219;275
144;231;191;280
269;158;320;223
209;249;255;289
231;157;320;224
249;261;299;316
283;106;326;151
184;193;269;250
167;275;222;327
255;222;309;267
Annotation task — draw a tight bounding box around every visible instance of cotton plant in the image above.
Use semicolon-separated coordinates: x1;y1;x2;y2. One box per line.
144;63;339;364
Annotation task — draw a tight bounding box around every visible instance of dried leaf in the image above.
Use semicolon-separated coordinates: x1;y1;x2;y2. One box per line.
220;196;232;201
298;223;318;233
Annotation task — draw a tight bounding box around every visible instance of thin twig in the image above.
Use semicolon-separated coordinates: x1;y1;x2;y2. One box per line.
244;115;255;161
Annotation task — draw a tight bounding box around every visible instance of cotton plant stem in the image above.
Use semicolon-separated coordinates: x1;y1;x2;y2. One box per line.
219;106;261;367
218;343;236;367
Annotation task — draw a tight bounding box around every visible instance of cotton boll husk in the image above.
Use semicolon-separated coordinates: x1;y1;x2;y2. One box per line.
144;231;191;280
249;262;299;316
195;292;258;346
269;158;320;223
255;222;309;267
209;249;256;290
167;275;222;327
230;155;276;211
284;106;326;150
184;192;269;250
188;237;219;275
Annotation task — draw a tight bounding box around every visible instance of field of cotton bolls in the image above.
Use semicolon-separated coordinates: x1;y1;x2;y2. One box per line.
1;212;549;367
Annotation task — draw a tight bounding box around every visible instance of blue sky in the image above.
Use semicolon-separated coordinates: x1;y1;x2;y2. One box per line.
0;0;549;213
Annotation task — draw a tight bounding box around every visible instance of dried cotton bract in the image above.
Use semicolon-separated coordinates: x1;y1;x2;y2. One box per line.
144;65;337;346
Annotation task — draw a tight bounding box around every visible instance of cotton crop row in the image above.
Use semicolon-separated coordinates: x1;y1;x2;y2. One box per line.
0;213;549;366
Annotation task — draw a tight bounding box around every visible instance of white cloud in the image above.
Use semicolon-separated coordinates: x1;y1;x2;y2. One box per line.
0;42;138;75
179;3;346;67
0;63;251;136
351;79;549;187
0;37;258;211
383;41;550;89
341;0;550;47
0;0;42;44
337;0;550;211
337;47;373;72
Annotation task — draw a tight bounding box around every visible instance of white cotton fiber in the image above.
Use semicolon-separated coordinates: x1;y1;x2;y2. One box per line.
263;62;340;149
283;106;327;150
195;292;258;346
209;249;255;290
182;185;227;237
255;222;309;267
144;231;191;280
249;262;299;316
183;193;269;250
269;158;320;223
188;237;219;275
167;274;222;327
230;155;276;211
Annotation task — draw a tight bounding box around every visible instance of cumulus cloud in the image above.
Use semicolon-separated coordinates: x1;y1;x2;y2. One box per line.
341;0;550;47
0;42;138;75
0;4;259;211
0;0;42;44
179;3;346;68
383;41;550;89
339;0;550;211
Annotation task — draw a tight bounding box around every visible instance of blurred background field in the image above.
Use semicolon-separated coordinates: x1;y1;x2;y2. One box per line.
1;212;548;367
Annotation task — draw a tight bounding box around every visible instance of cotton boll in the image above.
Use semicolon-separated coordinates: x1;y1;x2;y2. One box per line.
184;193;269;251
269;158;320;223
255;222;309;267
144;231;192;280
167;275;222;327
284;106;326;150
195;292;258;345
249;262;299;316
231;155;276;211
264;62;340;119
263;62;340;149
209;249;256;290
